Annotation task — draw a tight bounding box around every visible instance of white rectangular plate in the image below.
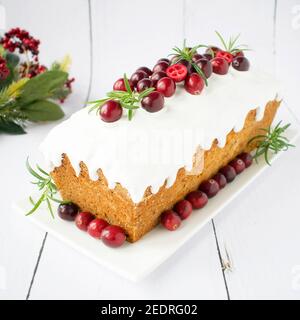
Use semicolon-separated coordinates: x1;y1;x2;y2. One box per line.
13;106;300;282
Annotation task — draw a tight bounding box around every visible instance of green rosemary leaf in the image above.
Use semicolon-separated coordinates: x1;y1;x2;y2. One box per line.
192;62;208;86
26;158;46;181
215;31;228;51
123;74;133;94
128;109;133;121
46;198;55;219
138;87;155;99
26;193;45;216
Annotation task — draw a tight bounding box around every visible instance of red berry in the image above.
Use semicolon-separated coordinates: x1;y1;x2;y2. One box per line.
179;60;193;73
58;203;79;221
166;63;188;82
130;70;147;87
216;50;234;64
237;152;253;168
101;225;126;248
174;200;193;220
213;173;227;189
100;100;123;122
75;212;94;231
194;58;212;78
156;77;176;97
136;66;152;77
141;91;164;113
230;158;246;174
184;73;204;95
211;57;229;75
233;51;244;58
199;179;220;198
151;71;167;86
205;46;220;55
232;56;250;71
192;53;203;62
157;58;170;65
136;78;153;93
220;165;236;182
186;191;208;209
113;78;134;92
153;61;169;73
203;53;213;61
161;210;181;231
87;218;109;239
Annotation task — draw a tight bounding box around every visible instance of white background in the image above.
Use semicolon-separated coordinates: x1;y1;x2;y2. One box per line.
0;0;300;300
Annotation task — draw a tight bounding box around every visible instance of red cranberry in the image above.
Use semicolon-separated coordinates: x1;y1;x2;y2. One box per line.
186;191;208;209
152;61;169;73
192;53;204;62
58;203;79;221
141;91;164;113
199;179;220;198
166;64;188;82
136;78;153;93
203;53;213;61
113;78;134;92
179;59;193;73
151;71;167;86
161;210;181;231
156;77;176;97
233;51;244;58
232;56;250;71
101;225;126;248
205;46;220;56
184;73;204;95
130;70;147;87
87;218;109;239
220;165;236;182
100;100;123;122
237;152;253;168
157;58;170;65
136;66;152;77
213;173;227;189
174;200;193;220
230;158;246;174
216;50;234;64
75;212;94;231
194;58;213;78
211;57;229;75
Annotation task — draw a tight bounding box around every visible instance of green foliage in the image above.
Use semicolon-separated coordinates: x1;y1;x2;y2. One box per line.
23;100;64;122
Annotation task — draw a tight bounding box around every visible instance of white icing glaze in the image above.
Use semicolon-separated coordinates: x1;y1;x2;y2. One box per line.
40;68;280;203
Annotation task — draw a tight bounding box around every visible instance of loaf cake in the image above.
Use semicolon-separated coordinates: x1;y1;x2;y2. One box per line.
40;65;280;242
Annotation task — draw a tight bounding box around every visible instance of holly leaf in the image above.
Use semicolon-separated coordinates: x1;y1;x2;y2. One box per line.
18;71;68;106
0;118;26;134
5;53;20;68
22;100;64;122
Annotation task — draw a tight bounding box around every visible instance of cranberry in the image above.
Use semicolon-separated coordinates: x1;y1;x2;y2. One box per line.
194;58;212;78
161;210;181;231
179;60;193;73
136;66;152;77
113;78;134;92
151;71;167;86
237;152;253;168
192;53;203;62
232;56;250;71
141;91;164;112
156;77;176;97
174;200;193;220
136;78;153;93
100;100;123;122
220;165;236;182
199;179;220;198
230;158;246;174
213;173;227;189
211;57;229;75
186;191;208;209
203;53;213;61
166;64;188;82
101;225;126;248
216;50;234;64
205;46;220;56
87;218;109;239
233;51;244;58
130;70;147;87
152;61;169;73
58;202;79;221
184;73;204;95
157;58;170;65
75;212;94;231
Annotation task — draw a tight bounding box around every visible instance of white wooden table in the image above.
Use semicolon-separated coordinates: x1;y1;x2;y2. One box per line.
1;0;300;300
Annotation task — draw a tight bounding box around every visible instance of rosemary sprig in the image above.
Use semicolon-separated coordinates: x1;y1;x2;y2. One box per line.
26;158;65;217
88;74;154;120
215;31;250;54
170;40;208;86
248;121;295;165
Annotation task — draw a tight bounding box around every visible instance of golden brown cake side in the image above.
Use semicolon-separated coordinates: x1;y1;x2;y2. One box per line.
51;100;280;242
